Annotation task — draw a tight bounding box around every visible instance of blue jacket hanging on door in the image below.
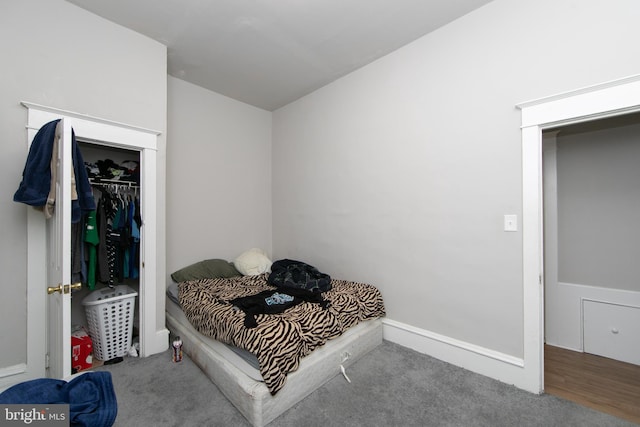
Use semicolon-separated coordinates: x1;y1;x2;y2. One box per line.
14;119;95;223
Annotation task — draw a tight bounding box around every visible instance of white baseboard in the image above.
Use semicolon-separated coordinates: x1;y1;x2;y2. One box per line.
382;318;535;392
141;328;170;357
0;363;29;393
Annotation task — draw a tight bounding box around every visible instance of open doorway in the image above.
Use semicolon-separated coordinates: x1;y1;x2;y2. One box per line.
517;74;640;397
543;113;640;357
541;114;640;423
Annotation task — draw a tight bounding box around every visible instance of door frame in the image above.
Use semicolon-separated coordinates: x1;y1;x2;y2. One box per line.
517;74;640;393
21;102;167;382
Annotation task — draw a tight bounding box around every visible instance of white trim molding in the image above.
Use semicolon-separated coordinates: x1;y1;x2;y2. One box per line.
382;319;530;390
516;74;640;393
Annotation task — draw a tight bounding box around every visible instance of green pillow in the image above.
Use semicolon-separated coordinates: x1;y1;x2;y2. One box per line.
171;259;241;283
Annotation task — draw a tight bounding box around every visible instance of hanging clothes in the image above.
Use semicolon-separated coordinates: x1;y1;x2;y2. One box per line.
86;182;140;288
96;198;110;284
128;199;139;279
71;221;85;284
84;210;99;290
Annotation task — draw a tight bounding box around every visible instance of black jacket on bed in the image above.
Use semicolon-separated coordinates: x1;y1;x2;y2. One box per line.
230;287;328;328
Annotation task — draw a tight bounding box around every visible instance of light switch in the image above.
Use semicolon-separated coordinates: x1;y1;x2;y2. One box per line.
504;214;518;232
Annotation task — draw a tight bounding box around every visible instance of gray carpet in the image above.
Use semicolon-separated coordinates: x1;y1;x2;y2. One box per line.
96;341;636;427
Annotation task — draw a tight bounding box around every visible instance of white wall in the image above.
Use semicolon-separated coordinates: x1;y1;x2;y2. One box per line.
166;77;272;277
5;0;639;391
556;118;640;291
0;0;167;369
272;0;640;361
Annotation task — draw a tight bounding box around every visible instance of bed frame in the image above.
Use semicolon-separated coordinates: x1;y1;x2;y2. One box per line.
166;297;383;427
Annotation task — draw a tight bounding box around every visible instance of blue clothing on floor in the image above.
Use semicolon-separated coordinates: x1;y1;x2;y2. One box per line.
0;371;117;427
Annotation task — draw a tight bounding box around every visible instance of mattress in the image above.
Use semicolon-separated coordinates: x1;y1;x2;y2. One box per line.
166;296;383;427
178;274;385;394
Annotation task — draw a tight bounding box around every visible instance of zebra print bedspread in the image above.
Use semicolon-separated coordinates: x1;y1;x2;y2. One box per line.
178;273;385;395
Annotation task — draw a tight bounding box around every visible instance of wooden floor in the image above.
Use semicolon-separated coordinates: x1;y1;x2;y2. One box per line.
544;344;640;424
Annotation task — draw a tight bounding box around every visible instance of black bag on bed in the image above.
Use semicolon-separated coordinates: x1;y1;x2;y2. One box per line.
267;259;332;293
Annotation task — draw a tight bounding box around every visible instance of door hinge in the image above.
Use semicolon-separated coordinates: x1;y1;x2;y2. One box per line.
45;353;50;369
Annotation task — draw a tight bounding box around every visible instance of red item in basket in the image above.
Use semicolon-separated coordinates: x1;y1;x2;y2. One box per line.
71;327;93;372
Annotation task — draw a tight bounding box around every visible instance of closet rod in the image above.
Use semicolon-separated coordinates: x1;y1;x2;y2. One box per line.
90;179;139;188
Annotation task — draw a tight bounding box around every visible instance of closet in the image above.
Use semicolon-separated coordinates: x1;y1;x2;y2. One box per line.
22;102;167;382
70;143;142;365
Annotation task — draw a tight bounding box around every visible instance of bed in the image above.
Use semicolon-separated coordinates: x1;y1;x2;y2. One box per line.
165;259;385;427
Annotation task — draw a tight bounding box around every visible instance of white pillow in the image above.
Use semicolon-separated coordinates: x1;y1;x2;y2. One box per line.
233;248;272;276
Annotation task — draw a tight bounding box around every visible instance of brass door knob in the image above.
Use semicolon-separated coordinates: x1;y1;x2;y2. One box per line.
47;282;82;294
47;284;63;294
65;282;82;293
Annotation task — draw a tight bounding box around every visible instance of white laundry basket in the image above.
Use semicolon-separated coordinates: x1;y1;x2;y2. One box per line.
82;285;137;361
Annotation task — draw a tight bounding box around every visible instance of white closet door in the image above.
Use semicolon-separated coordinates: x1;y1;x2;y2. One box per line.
46;118;74;379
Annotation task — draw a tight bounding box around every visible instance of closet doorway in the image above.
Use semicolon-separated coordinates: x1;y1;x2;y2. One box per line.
21;102;167;385
71;142;143;351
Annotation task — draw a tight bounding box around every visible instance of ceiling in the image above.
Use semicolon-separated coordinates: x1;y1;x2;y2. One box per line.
66;0;493;111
